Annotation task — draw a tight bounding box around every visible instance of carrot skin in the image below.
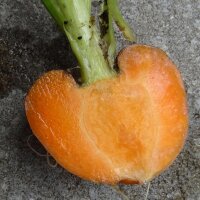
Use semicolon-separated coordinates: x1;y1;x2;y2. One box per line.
25;45;188;184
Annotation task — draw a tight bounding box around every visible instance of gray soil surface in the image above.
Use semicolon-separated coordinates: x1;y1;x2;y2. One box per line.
0;0;200;199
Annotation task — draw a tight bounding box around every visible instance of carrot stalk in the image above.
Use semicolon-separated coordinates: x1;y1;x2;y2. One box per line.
99;0;136;67
42;0;64;29
108;0;136;41
99;0;117;68
41;0;135;85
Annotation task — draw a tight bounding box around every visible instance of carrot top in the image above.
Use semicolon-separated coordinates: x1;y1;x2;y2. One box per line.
42;0;136;85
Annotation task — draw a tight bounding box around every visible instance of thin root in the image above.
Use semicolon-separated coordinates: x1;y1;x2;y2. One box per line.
27;134;58;168
27;135;46;157
47;152;58;168
66;66;80;73
144;182;151;200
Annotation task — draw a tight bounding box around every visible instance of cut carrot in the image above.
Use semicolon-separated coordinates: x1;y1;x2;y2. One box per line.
26;44;188;184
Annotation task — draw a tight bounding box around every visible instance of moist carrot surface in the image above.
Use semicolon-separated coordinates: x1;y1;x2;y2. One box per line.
25;45;188;184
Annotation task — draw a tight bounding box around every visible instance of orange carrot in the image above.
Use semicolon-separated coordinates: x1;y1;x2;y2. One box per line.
25;0;188;184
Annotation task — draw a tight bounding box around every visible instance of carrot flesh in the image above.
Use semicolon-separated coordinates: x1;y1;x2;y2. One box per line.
25;45;188;184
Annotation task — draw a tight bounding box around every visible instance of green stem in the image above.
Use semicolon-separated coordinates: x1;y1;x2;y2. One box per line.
108;0;136;41
99;1;117;68
41;0;135;85
99;0;136;68
42;0;64;30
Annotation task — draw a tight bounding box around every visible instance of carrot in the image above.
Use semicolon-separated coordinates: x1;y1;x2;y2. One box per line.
25;0;188;184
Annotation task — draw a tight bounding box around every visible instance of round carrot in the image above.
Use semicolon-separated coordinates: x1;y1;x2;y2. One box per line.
25;1;188;184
